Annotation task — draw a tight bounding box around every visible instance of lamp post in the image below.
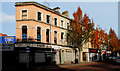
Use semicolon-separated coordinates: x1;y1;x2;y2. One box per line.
43;1;53;65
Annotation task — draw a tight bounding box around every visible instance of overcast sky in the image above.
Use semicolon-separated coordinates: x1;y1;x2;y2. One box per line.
0;1;118;37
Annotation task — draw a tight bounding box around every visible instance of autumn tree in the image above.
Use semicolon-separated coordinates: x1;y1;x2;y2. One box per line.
108;28;119;52
67;7;94;62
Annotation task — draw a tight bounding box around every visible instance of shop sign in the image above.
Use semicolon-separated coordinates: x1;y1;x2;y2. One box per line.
83;49;89;52
89;49;98;53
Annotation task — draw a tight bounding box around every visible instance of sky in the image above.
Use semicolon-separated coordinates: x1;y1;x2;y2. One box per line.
0;1;119;38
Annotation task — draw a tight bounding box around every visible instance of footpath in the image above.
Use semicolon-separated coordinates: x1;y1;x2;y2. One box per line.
28;62;97;71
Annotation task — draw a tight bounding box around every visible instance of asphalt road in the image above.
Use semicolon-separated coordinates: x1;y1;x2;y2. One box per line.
29;62;120;71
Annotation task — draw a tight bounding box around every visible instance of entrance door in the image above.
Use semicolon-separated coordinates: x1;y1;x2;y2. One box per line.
61;50;64;64
46;53;51;65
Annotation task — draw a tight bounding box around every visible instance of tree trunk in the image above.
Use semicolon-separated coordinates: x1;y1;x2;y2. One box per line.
78;47;82;63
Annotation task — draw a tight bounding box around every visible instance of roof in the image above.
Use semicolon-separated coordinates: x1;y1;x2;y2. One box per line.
15;1;71;20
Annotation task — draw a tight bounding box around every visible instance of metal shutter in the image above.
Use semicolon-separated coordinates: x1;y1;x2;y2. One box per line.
66;50;72;63
19;53;29;63
35;53;45;63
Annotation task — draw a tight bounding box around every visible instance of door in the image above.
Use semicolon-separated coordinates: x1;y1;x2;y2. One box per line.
61;50;64;64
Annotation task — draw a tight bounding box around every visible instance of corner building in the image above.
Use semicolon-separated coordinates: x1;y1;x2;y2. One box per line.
15;1;75;65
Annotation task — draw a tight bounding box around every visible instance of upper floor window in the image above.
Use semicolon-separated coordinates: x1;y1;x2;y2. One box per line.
46;15;50;23
37;12;41;21
46;29;49;43
54;18;57;26
22;10;27;19
61;20;64;27
37;27;41;41
22;26;27;41
54;31;57;44
61;32;64;44
67;23;70;30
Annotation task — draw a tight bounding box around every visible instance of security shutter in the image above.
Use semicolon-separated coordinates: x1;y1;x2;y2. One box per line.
35;53;45;63
19;53;29;63
66;49;72;63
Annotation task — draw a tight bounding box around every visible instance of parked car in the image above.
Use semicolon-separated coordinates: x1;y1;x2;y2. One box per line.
114;57;120;63
109;56;116;60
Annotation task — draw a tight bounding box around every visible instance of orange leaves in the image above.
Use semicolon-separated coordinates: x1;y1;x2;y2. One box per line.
108;28;119;52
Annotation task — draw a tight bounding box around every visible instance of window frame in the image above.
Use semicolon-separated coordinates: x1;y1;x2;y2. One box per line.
46;15;50;24
54;18;58;26
21;9;28;20
36;11;43;21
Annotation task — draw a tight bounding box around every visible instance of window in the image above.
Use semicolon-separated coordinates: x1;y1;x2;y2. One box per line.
22;26;27;41
46;15;50;23
22;10;27;19
61;32;64;44
54;31;57;44
37;27;41;41
67;23;70;30
54;18;57;26
67;33;69;42
37;12;41;21
46;29;49;42
61;20;63;27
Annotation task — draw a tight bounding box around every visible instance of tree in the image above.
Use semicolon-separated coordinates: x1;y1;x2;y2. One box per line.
67;7;94;62
108;28;119;52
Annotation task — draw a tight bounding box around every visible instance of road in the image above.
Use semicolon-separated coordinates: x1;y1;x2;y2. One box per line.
29;62;120;71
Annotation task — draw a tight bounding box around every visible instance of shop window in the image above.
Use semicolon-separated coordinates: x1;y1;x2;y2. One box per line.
37;12;41;21
54;31;57;44
22;26;27;41
54;18;57;26
46;29;49;43
46;15;50;23
22;10;27;19
37;27;41;41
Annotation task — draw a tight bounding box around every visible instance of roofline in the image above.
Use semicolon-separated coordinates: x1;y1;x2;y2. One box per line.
15;1;72;20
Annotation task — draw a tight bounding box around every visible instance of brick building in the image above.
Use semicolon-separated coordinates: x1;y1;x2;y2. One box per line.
15;1;76;65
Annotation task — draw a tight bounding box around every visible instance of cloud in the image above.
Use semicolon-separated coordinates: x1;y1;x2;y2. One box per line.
0;11;15;24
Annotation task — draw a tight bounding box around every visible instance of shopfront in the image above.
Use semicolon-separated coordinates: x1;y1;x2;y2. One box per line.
15;42;55;66
89;48;98;61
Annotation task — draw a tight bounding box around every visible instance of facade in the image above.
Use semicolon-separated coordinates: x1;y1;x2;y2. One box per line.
15;1;75;65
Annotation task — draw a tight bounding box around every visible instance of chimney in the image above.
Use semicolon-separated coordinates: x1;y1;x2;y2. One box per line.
62;11;69;17
53;7;60;12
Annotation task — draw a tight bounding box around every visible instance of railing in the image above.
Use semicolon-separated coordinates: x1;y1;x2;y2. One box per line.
37;35;41;41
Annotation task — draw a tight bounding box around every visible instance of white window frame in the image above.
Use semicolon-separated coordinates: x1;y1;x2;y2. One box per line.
54;17;58;26
20;9;28;20
45;28;50;43
36;11;43;21
46;14;50;24
36;25;43;41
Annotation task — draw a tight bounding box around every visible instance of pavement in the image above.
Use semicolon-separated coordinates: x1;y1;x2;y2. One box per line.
27;62;97;71
3;61;120;71
27;61;120;71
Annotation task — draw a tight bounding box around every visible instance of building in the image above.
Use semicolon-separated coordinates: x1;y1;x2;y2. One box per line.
15;1;76;65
